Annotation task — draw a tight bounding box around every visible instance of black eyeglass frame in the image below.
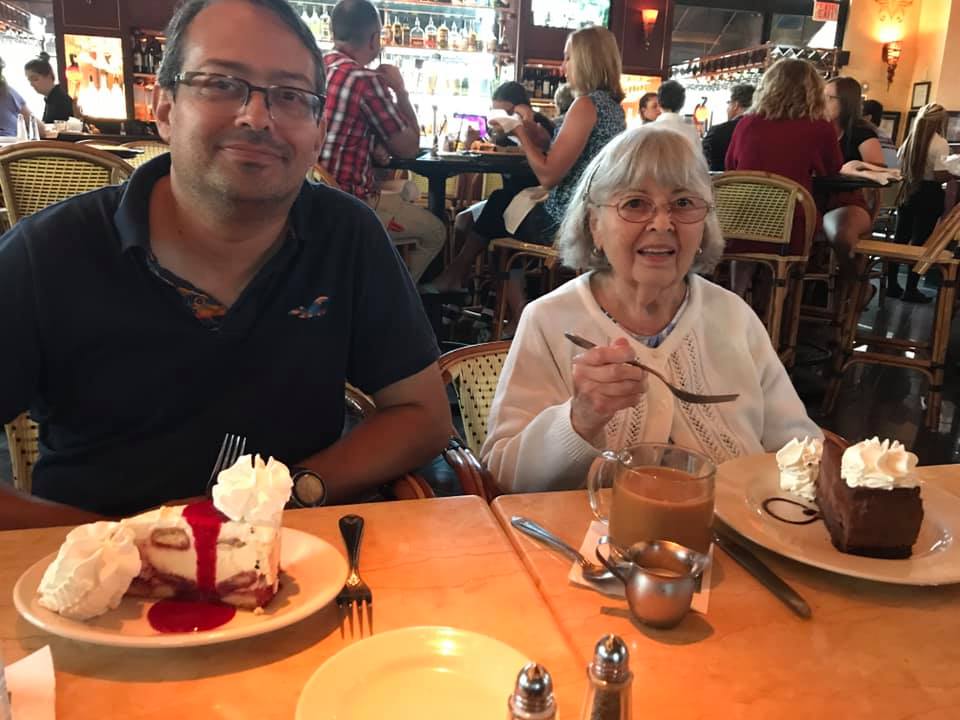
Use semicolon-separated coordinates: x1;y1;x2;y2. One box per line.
174;71;326;124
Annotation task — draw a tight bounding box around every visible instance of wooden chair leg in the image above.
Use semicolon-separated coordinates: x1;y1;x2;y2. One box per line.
926;264;957;429
822;255;870;416
492;248;510;340
767;261;788;356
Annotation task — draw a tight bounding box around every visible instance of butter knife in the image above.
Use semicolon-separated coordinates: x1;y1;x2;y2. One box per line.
713;527;812;619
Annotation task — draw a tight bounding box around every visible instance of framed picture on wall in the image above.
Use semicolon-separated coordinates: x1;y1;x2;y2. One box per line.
906;109;918;137
879;111;902;143
911;81;931;109
946;111;960;144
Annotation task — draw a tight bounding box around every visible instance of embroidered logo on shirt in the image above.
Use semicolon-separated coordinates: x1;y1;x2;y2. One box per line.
387;217;405;233
289;295;330;319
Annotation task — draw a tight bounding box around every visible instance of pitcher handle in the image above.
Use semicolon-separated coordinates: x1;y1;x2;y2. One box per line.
587;450;620;524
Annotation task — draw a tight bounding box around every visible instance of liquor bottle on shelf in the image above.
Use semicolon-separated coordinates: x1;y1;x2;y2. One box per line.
392;13;403;47
381;10;393;45
437;18;449;50
300;4;313;35
401;16;411;46
449;22;461;51
484;21;498;53
318;5;332;42
425;16;437;49
410;16;425;48
467;21;478;52
132;35;144;74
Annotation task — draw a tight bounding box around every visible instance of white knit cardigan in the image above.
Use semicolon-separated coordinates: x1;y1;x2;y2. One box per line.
480;272;822;493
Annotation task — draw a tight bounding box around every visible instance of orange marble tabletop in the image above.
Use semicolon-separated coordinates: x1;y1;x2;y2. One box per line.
1;496;584;719
492;464;960;720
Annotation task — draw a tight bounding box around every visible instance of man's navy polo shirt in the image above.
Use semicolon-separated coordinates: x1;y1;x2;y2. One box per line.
0;154;439;515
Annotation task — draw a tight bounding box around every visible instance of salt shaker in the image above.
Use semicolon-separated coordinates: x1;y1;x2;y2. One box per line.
578;635;632;720
508;661;557;720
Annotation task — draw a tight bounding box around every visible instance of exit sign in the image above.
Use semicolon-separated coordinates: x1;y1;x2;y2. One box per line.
813;1;841;21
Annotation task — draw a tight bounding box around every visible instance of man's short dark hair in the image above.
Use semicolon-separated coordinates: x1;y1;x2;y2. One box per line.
157;0;325;96
730;84;755;110
331;0;381;45
492;81;529;107
862;99;883;126
657;80;686;112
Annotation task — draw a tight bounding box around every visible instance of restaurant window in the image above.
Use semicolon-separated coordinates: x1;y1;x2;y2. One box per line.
670;6;763;66
770;13;838;47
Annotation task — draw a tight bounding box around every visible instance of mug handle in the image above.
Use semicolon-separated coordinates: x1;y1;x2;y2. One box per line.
587;450;620;524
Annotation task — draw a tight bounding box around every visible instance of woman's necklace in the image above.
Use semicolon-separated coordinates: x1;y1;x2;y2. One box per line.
597;285;689;349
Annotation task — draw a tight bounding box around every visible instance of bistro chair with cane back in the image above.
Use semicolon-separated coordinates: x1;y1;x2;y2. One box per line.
0;140;132;492
711;171;817;368
822;202;960;429
122;139;170;168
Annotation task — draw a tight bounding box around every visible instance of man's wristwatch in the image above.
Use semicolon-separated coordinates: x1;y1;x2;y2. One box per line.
290;468;327;508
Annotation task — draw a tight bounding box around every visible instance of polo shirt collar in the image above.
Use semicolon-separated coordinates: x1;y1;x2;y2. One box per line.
113;152;312;253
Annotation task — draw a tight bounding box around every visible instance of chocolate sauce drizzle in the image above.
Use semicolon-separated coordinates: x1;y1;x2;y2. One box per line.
761;497;822;525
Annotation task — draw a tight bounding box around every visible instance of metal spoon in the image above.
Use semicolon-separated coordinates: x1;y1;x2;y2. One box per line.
564;332;739;405
511;515;613;581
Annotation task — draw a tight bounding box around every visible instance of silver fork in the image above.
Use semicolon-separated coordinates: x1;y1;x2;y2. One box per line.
205;433;247;497
564;332;739;405
336;514;373;637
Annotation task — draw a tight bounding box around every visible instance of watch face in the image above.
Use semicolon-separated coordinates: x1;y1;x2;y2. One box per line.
294;471;326;506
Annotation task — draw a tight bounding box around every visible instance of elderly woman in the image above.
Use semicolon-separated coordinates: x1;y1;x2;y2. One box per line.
480;126;821;493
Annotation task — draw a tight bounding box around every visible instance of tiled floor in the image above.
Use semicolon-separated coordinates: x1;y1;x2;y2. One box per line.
4;277;959;490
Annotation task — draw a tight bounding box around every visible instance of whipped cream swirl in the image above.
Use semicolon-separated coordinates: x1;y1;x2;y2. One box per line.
213;454;293;526
775;436;823;501
841;437;919;490
37;521;142;620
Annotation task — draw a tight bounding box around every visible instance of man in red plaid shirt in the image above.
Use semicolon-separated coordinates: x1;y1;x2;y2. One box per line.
320;0;445;282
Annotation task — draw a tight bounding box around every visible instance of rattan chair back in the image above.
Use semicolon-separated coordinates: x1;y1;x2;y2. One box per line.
0;141;132;225
712;170;817;254
915;203;960;276
438;341;512;454
122;140;169;168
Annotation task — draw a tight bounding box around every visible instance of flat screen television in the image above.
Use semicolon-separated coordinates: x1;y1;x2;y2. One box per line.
531;0;610;30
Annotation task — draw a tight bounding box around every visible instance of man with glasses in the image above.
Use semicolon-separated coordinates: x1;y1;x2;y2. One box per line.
320;0;445;284
702;84;754;172
0;0;450;528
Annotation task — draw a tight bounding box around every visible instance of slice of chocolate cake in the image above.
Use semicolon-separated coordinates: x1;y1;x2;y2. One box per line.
816;435;924;559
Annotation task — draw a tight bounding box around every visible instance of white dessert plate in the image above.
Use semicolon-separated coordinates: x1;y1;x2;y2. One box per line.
12;528;348;647
295;626;529;720
716;453;960;585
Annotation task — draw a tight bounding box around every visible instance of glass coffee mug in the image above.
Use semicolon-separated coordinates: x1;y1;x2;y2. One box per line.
588;443;716;553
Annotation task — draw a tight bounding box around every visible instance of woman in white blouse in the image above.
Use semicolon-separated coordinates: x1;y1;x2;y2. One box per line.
481;125;821;493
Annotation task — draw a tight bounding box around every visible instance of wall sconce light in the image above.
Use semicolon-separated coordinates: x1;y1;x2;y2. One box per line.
875;0;913;26
641;8;659;48
882;40;901;88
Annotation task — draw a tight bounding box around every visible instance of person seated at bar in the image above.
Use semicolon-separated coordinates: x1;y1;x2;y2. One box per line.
653;79;700;148
319;0;445;283
553;82;574;127
725;58;842;297
701;83;754;171
0;0;450;530
822;76;886;302
429;81;554;294
639;91;660;124
481;126;820;492
887;103;954;303
24;53;75;123
0;57;31;136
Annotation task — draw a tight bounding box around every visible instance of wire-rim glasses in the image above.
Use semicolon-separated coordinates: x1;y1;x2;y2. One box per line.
582;164;713;225
174;72;325;124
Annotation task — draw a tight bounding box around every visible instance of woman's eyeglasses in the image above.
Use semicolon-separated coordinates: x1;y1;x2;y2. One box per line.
592;195;713;224
174;72;325;124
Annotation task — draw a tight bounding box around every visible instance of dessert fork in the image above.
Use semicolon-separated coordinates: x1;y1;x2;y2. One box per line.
336;514;373;637
564;332;739;405
205;433;247;496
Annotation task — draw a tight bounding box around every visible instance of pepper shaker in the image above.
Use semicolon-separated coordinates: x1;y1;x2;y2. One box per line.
579;635;632;720
508;661;557;720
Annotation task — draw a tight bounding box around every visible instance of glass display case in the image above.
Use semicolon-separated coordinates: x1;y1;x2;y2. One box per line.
291;1;516;136
64;34;127;119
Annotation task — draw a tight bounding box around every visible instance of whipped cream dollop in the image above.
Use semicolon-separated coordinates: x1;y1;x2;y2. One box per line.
37;521;142;620
775;436;823;501
841;437;919;490
212;454;293;526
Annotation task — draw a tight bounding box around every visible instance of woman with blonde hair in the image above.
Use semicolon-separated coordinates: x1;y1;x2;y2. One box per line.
438;25;626;332
887;103;953;302
481;126;819;493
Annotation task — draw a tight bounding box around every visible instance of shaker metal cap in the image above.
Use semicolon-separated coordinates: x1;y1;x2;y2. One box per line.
509;662;556;713
590;634;631;683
